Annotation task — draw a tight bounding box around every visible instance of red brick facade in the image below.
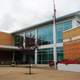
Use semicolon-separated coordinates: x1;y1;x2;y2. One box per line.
0;32;13;46
63;27;80;60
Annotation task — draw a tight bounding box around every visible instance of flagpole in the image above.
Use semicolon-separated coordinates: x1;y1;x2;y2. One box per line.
53;0;57;69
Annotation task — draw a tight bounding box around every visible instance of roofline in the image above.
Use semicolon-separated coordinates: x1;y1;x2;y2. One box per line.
12;20;52;34
12;11;80;34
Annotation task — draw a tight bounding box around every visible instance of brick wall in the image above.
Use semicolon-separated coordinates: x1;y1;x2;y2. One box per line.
63;27;80;60
63;27;80;40
63;39;80;60
0;32;13;46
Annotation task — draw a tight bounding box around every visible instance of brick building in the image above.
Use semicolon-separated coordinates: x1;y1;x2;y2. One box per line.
0;11;80;65
63;26;80;60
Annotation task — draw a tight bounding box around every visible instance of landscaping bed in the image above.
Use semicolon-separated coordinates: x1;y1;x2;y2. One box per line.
57;59;80;72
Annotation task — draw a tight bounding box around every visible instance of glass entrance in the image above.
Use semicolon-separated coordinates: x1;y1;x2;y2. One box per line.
37;48;53;64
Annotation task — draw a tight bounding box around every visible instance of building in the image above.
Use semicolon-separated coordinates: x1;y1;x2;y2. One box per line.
0;32;14;64
0;32;34;64
63;26;80;60
0;11;80;65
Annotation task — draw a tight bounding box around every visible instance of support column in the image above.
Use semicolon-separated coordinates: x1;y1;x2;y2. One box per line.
23;33;26;64
35;49;37;64
34;29;38;64
12;52;15;64
23;32;26;48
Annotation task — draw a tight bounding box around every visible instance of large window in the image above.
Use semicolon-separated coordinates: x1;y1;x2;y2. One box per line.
56;20;72;43
25;30;35;47
57;47;64;61
14;35;23;47
56;23;63;43
37;24;53;45
63;21;72;30
37;48;53;64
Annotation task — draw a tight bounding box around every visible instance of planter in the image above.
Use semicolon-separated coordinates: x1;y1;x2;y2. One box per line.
57;63;80;72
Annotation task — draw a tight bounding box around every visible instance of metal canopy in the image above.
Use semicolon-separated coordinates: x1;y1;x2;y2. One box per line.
0;45;35;53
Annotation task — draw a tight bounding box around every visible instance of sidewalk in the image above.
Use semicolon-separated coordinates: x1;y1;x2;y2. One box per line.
16;64;52;69
0;67;80;80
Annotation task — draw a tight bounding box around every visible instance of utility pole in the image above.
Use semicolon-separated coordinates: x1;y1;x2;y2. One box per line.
53;0;57;69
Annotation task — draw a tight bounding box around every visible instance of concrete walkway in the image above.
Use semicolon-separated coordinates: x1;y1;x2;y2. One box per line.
0;67;80;80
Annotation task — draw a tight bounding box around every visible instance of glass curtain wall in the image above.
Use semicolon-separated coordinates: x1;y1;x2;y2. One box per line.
56;20;72;43
25;30;35;64
25;30;35;47
56;47;64;61
37;48;53;64
14;35;23;47
56;20;72;61
37;24;53;45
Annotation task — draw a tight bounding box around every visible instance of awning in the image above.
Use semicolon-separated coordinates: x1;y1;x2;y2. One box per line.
0;45;35;52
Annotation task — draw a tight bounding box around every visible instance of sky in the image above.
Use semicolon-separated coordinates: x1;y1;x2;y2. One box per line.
0;0;80;33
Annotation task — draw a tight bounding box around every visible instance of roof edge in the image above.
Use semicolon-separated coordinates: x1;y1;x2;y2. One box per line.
12;11;80;34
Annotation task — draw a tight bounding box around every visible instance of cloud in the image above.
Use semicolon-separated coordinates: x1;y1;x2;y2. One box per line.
55;0;80;16
0;0;79;33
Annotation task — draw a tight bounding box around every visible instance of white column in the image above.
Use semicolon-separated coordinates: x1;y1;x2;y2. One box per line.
35;49;37;64
34;29;38;64
23;32;26;48
12;52;15;64
53;0;57;69
23;33;26;64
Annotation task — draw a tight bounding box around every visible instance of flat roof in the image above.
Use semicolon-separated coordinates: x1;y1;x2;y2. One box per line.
12;11;80;34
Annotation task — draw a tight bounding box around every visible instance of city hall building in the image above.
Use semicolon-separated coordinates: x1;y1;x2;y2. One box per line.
0;11;80;65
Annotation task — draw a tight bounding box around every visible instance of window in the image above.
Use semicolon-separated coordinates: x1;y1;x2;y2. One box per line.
25;30;35;47
37;48;53;64
56;23;63;43
63;21;72;30
56;47;64;61
37;24;53;45
56;20;72;43
14;35;23;47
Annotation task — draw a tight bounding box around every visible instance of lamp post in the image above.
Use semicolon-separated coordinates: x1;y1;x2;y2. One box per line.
53;0;57;69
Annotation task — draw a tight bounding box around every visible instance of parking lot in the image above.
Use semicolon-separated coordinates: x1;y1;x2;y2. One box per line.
0;67;80;80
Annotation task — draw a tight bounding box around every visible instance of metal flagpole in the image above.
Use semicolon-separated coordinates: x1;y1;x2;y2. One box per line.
53;0;57;69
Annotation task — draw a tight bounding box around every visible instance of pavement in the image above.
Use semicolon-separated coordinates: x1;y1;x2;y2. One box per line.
0;67;80;80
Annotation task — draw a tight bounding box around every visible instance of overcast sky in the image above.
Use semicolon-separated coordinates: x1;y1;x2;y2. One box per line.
0;0;80;33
